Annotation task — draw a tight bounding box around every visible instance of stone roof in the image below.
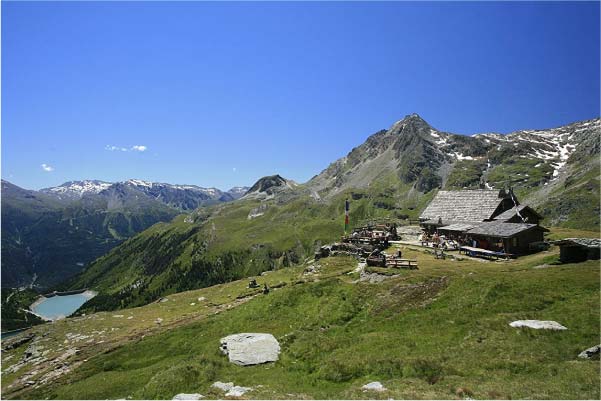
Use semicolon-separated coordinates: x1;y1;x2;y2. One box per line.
420;190;509;222
553;238;601;249
439;223;477;232
493;205;543;221
466;221;545;238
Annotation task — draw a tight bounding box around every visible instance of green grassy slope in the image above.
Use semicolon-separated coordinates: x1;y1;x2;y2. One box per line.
66;176;435;313
1;289;44;332
2;242;599;400
534;159;601;230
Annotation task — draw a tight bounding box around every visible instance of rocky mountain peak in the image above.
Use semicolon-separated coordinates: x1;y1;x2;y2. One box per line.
244;175;296;199
389;113;432;134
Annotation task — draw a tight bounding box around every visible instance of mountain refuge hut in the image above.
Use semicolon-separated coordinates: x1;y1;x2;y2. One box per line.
419;189;548;255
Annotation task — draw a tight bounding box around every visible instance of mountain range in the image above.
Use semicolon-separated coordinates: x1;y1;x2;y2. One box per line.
1;179;249;288
54;114;600;314
2;113;598;294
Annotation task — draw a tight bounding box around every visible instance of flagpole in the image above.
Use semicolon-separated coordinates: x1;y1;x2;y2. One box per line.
344;198;349;235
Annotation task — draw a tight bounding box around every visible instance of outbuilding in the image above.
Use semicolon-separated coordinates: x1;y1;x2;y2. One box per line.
553;238;601;263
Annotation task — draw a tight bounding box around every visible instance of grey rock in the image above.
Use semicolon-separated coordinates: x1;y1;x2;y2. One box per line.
2;333;35;351
219;333;280;366
247;204;268;220
211;381;251;397
509;320;567;330
211;382;234;392
578;345;600;359
172;393;203;400
362;381;386;392
227;386;251;397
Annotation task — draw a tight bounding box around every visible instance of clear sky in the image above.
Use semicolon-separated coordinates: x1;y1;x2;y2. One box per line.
2;1;599;190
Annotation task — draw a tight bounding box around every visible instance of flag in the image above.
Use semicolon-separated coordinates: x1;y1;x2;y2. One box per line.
344;198;350;233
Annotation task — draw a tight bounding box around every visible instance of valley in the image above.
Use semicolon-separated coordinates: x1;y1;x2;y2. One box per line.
1;179;249;289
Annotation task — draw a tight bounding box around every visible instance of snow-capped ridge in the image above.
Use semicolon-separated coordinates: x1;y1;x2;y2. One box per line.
41;180;112;199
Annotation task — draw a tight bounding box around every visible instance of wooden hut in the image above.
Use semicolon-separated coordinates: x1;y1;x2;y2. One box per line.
419;189;516;231
553;238;601;263
465;221;548;255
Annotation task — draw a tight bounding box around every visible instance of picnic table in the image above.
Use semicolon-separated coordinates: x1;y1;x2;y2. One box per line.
459;246;514;260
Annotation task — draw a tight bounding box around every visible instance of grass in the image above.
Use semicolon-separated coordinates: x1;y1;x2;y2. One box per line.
1;289;44;332
487;157;555;194
545;227;600;241
3;242;599;400
65;182;436;312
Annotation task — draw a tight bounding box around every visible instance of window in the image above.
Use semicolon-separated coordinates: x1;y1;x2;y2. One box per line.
512;237;518;247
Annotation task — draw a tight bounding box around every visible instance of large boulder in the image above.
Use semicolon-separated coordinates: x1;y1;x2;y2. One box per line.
509;320;567;330
219;333;280;366
578;345;600;360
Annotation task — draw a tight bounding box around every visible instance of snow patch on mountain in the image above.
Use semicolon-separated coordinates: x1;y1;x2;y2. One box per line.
42;180;112;198
126;179;153;188
471;118;599;180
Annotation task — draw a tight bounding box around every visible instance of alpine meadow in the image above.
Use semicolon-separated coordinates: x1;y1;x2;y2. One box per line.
1;2;600;401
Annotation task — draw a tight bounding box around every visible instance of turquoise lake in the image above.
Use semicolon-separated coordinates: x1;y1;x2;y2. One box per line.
31;292;95;320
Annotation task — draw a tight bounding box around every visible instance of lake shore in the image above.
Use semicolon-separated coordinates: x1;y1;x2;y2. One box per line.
29;289;98;321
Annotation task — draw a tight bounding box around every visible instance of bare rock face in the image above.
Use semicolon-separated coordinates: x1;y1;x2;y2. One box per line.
578;345;600;360
509;320;567;330
219;333;280;366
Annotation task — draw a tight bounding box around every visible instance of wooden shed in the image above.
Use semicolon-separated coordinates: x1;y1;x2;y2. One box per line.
465;221;548;255
553;238;601;263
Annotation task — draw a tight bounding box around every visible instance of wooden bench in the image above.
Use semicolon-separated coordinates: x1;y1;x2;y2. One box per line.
459;246;514;260
387;258;418;269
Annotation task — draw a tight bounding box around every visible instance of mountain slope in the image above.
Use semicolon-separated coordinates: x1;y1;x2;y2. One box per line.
307;114;600;227
1;180;248;288
29;115;601;310
2;247;599;400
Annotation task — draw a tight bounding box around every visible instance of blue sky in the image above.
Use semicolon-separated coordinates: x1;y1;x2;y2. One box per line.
2;1;599;190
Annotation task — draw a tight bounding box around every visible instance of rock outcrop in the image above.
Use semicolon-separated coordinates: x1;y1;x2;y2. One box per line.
219;333;280;366
172;393;203;400
211;381;252;397
509;320;567;330
578;345;600;359
362;382;386;392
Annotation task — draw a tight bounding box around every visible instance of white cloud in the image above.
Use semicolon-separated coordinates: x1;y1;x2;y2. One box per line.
105;145;148;152
41;163;54;172
105;145;128;152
